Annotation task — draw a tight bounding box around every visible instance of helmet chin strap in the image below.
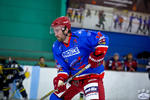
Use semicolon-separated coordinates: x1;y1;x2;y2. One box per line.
61;26;68;42
62;26;71;43
62;26;68;36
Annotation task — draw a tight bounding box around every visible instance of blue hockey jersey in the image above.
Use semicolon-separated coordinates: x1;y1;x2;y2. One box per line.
52;29;109;78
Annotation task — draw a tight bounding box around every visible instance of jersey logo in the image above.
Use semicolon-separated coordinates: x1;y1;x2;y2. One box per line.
62;47;80;58
70;56;83;68
73;39;77;43
96;32;102;39
98;38;106;45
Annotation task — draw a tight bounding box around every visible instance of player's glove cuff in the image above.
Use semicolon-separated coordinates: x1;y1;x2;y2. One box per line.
57;73;68;81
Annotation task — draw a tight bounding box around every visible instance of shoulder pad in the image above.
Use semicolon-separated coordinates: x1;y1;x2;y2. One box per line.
52;40;63;54
73;29;95;37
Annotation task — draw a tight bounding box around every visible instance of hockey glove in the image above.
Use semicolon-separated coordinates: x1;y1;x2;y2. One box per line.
16;82;21;88
53;74;68;94
89;45;108;68
88;52;104;68
15;79;22;88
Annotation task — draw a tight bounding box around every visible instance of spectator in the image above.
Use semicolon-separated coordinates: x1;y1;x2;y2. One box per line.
127;13;135;32
142;17;148;34
136;16;143;34
148;16;150;35
96;10;105;30
79;6;84;23
124;53;137;72
0;58;6;66
66;8;73;21
105;53;123;71
113;14;119;29
73;9;79;22
118;16;124;30
146;61;150;80
86;9;91;17
35;57;48;67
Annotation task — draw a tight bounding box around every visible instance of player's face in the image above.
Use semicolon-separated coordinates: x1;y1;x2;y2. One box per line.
114;55;119;61
53;26;65;42
40;58;45;64
127;54;133;60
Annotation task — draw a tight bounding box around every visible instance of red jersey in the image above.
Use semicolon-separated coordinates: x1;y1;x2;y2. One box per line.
124;59;137;71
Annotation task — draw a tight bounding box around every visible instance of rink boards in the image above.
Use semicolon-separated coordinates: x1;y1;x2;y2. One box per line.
13;66;150;100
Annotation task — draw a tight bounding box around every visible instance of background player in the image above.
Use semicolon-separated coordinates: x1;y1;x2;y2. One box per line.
1;59;28;100
50;16;109;100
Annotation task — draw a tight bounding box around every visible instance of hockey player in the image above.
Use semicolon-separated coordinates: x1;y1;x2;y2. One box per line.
1;60;28;100
7;60;28;99
0;64;4;92
0;60;11;100
50;16;109;100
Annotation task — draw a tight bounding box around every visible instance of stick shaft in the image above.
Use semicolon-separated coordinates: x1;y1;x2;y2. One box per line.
40;90;55;100
10;89;17;99
66;64;91;83
40;64;91;100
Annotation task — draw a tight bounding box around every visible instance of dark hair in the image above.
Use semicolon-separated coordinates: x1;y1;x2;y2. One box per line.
0;58;6;65
127;53;132;56
39;56;45;60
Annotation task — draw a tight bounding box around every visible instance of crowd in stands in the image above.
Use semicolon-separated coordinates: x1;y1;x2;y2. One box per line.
0;56;48;68
1;52;149;72
105;53;138;72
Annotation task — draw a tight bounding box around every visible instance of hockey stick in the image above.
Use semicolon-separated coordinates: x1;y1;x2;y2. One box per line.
10;89;17;99
10;68;28;99
40;64;91;100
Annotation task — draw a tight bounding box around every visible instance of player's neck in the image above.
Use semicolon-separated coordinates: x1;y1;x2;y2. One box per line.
63;33;71;44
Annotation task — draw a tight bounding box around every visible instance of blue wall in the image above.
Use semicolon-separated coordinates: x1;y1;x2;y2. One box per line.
71;27;150;59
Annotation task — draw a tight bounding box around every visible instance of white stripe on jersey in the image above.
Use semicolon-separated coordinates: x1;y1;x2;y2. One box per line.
58;72;69;76
96;45;108;48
